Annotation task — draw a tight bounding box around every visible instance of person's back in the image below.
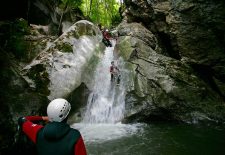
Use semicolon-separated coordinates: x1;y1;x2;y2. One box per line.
18;98;87;155
37;122;81;155
110;61;120;84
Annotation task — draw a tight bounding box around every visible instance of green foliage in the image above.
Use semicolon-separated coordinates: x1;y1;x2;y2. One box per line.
59;0;82;9
111;13;122;26
7;19;30;60
58;0;123;27
9;37;28;58
80;0;123;27
27;64;50;95
58;42;73;53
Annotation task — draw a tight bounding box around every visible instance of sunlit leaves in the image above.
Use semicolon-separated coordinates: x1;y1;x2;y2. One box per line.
80;0;122;27
59;0;122;27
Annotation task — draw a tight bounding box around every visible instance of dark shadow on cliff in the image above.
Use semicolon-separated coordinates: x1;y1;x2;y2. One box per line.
191;64;225;101
157;32;181;60
0;48;49;154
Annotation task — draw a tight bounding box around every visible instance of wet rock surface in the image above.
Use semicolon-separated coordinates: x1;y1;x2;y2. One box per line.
0;20;103;154
116;20;225;123
123;0;225;100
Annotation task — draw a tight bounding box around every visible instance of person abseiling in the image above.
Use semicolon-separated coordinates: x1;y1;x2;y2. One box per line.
18;98;87;155
110;61;120;85
102;29;112;47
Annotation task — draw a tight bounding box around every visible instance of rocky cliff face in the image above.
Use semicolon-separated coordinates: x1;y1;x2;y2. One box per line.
0;18;53;154
0;0;86;35
0;0;92;151
1;0;225;153
23;20;103;100
0;49;49;154
26;0;86;35
0;20;104;154
117;0;225;123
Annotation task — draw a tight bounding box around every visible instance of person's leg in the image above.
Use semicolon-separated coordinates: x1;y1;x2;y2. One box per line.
103;38;108;46
106;39;112;47
117;75;120;84
111;74;114;82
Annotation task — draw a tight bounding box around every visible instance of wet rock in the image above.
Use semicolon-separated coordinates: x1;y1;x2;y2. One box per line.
0;0;86;36
0;20;102;154
124;0;154;23
27;0;86;35
0;51;49;154
23;20;103;103
67;83;90;124
116;22;225;124
123;0;225;100
0;19;56;64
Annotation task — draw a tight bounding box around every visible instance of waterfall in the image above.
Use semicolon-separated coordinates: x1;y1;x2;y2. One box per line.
71;40;140;144
82;40;125;123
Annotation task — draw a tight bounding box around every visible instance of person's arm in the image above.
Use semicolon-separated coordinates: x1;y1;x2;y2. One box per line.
18;116;46;143
115;66;120;73
74;136;87;155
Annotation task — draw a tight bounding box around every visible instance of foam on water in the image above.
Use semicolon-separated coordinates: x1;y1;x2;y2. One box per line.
71;40;141;143
71;123;143;143
82;41;125;124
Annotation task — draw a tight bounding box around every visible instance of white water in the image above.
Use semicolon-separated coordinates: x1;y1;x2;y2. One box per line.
71;41;140;143
72;123;142;143
24;20;102;100
82;40;125;123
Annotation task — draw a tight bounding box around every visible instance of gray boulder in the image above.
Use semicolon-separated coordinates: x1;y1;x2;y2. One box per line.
116;22;225;123
123;0;225;99
23;20;104;114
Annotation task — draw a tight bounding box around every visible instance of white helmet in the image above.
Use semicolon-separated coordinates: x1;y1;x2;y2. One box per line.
47;98;71;122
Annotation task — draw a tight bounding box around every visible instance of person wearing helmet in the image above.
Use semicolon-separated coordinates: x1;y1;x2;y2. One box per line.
102;28;112;47
110;61;120;84
18;98;87;155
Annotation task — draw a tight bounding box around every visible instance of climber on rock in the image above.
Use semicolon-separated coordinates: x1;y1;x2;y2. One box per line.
102;28;112;47
110;61;120;85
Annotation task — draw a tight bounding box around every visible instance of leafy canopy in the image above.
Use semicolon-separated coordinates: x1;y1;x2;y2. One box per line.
60;0;123;27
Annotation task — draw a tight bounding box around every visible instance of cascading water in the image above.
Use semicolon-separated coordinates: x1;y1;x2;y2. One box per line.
19;19;225;155
71;37;225;155
82;40;125;124
71;41;141;143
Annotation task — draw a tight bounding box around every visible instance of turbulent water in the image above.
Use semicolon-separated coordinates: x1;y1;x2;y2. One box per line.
76;123;225;155
71;40;225;155
82;40;125;124
71;40;143;151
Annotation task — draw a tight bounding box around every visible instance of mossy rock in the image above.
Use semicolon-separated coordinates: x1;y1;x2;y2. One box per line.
27;64;50;95
4;19;30;60
58;42;73;53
